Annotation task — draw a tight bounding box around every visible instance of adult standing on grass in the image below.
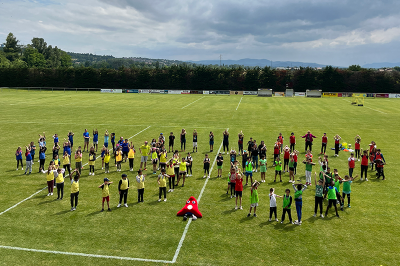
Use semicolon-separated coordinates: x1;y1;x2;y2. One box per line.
222;129;229;154
334;134;341;157
180;129;187;152
140;141;151;171
209;131;214;152
83;129;90;152
302;130;316;152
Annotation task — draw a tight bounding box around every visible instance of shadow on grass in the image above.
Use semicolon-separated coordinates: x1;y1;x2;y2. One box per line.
239;216;256;223
221;208;236;215
38;198;57;205
54;210;71;215
147;200;162;206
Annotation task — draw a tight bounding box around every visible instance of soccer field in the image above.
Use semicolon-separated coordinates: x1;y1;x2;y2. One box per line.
0;90;399;265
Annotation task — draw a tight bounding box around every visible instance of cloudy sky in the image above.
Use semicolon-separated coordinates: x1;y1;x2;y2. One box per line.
1;0;400;66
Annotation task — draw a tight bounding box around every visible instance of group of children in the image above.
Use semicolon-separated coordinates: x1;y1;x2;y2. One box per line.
15;129;386;218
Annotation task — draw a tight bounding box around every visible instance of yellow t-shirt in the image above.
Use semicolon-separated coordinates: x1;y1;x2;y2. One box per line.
120;178;128;190
140;145;150;156
71;180;79;193
128;149;135;159
179;161;187;172
53;159;59;167
160;152;167;163
166;165;175;176
116;151;122;162
101;183;110;197
104;154;110;163
75;154;82;163
56;173;64;184
63;156;70;165
158;174;167;187
152;151;158;160
137;175;145;189
89;154;95;166
46;171;54;182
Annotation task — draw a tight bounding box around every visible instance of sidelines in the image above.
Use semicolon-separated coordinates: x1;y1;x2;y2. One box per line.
236;97;243;111
0;126;151;217
0;245;173;264
181;96;205;109
171;128;228;263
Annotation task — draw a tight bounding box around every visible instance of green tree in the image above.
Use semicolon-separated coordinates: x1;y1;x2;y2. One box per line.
60;51;72;67
3;33;21;61
31;37;47;54
0;53;11;68
23;47;46;68
348;65;362;71
10;59;28;68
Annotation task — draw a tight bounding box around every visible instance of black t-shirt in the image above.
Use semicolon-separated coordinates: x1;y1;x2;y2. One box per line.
217;156;223;166
258;144;266;156
251;147;259;156
210;135;214;141
247;141;253;151
169;135;175;143
193;135;197;142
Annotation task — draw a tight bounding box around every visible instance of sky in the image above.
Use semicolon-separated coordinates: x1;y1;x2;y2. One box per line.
1;0;400;66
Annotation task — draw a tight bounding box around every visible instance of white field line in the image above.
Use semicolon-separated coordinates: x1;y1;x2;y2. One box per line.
0;245;173;264
181;96;205;109
236;97;243;111
342;99;387;114
0;126;151;217
172;128;228;263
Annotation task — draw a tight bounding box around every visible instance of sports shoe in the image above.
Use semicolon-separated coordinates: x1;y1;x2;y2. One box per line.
360;178;363;181
89;172;91;176
163;199;167;202
101;209;104;212
280;221;283;224
247;213;251;217
73;207;76;211
208;175;210;179
47;193;51;196
168;189;171;192
320;214;324;218
348;205;351;208
183;214;188;221
108;208;112;211
254;213;257;217
144;168;147;171
102;167;103;170
71;207;74;211
276;219;279;222
230;195;233;198
336;214;340;218
269;218;271;221
50;193;53;196
313;213;316;217
240;206;243;210
158;199;161;202
365;178;368;181
235;206;238;210
203;175;206;178
21;168;23;170
16;168;18;171
92;173;95;176
117;204;121;208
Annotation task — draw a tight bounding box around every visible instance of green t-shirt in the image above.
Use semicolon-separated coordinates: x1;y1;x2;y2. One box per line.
250;188;259;204
315;184;323;197
295;190;302;199
289;160;294;168
305;162;313;172
275;161;282;171
283;195;291;209
327;186;337;200
259;159;267;167
343;180;352;193
245;161;253;172
325;173;333;185
334;180;341;193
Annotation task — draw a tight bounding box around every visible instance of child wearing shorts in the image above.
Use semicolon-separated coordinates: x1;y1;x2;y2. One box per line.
259;155;267;183
274;157;282;182
244;157;254;186
235;174;243;210
247;181;260;217
217;152;223;178
99;178;112;212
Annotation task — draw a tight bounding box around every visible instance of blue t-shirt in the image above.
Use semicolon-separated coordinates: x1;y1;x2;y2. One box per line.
16;152;22;160
93;133;98;142
111;135;115;144
104;135;109;144
26;153;32;161
83;132;89;139
39;152;46;160
122;142;129;152
64;146;71;156
30;145;36;155
68;135;74;143
54;137;59;144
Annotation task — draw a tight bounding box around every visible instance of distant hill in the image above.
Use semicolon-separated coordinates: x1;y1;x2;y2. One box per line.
187;58;333;68
362;62;400;69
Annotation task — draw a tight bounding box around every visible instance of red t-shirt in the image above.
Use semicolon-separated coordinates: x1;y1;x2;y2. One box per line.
335;139;340;144
290;136;295;144
235;178;243;191
278;136;283;144
369;145;375;153
294;154;298;162
355;142;360;150
284;151;290;159
361;155;369;166
274;146;280;155
348;157;355;168
322;136;328;144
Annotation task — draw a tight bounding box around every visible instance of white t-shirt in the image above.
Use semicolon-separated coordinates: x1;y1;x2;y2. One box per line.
270;193;277;207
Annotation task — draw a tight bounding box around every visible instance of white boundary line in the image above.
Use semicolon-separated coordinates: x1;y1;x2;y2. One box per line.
171;128;228;263
0;126;151;217
236;97;243;111
181;96;205;109
0;245;173;263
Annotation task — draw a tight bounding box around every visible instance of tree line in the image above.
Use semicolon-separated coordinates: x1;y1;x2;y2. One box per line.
1;32;400;92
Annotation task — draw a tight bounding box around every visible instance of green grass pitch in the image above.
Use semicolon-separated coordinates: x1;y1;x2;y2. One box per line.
0;90;399;265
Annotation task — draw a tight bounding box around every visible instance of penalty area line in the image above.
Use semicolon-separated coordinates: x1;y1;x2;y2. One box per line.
172;128;228;263
181;96;205;109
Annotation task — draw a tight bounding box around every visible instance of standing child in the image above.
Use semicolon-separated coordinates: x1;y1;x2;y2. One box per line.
70;169;80;211
68;131;74;149
281;189;293;224
274;157;282;182
159;148;167;171
342;174;357;208
273;142;280;162
321;133;328;154
167;159;175;192
235;174;243;210
292;183;308;225
289;132;296;152
314;172;325;217
242;150;248;173
302;157;315;186
259;155;267;183
209;131;214;152
238;131;244;155
247;181;260;217
374;149;386;180
24;146;32;175
325;180;340;218
333;169;344;210
44;165;55;196
93;129;99;152
116;146;122;172
99;178;112;212
192;129;198;153
104;130;109;148
157;169;168;202
128;143;135;171
244;157;254;186
278;133;284;153
269;188;282;222
360;149;369;181
111;132;116;153
136;169;145;203
348;152;356;178
228;167;236;198
203;154;211;178
217;152;223;178
168;132;175;153
186;152;193;177
176;158;189;187
334;134;341;157
293;150;299;175
88;148;96;176
104;149;111;173
75;149;82;174
63;151;71;177
288;154;295;183
283;146;290;172
117;174;129;207
16;147;23;170
354;135;361;160
55;168;66;200
151;147;158;174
